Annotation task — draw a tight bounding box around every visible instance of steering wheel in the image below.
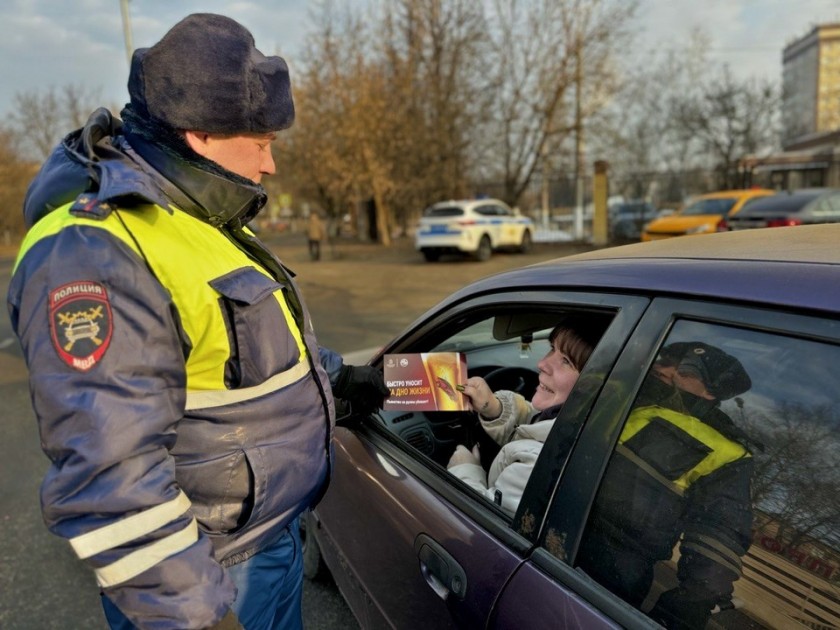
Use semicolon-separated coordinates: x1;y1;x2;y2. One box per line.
469;367;540;470
483;366;540;400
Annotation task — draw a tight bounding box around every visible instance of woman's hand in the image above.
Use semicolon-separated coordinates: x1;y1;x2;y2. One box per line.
458;377;501;419
447;444;480;469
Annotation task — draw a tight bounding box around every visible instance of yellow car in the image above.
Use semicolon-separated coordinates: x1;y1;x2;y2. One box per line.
641;189;775;242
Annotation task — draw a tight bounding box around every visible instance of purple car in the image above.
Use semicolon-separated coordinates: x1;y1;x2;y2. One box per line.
304;225;840;629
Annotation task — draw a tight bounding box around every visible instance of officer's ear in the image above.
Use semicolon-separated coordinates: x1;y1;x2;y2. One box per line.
183;130;213;158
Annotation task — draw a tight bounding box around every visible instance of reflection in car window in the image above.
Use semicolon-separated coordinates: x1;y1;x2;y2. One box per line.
575;319;840;629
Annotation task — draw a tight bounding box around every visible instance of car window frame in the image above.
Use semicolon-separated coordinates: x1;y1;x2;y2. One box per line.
531;295;840;606
346;289;650;549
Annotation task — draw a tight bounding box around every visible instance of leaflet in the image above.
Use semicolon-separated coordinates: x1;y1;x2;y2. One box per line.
383;352;468;411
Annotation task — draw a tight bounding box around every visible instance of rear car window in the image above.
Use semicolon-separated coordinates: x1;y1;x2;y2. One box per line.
737;193;824;216
425;206;464;218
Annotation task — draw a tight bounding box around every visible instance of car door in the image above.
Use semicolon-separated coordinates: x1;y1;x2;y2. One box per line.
473;204;502;247
492;203;519;247
495;297;840;629
310;290;648;629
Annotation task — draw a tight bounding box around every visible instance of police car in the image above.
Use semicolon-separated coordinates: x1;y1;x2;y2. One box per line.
414;198;534;262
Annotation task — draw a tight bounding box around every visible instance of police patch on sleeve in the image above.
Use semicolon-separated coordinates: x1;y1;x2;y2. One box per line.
49;281;113;371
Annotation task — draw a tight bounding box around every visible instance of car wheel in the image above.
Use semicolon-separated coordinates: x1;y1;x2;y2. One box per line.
300;510;329;581
474;236;492;262
518;230;533;253
422;249;441;262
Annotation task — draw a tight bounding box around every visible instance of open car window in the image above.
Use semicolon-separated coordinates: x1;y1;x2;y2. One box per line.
373;306;615;519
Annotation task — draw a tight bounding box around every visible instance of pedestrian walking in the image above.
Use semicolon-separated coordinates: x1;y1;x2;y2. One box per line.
307;211;327;261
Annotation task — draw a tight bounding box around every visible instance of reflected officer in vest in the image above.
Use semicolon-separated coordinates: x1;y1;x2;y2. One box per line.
577;342;754;630
7;13;388;630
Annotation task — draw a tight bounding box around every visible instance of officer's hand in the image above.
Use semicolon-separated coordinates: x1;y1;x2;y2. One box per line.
334;364;390;413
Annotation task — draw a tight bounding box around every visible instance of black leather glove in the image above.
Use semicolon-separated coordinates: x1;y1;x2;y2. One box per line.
334;364;390;413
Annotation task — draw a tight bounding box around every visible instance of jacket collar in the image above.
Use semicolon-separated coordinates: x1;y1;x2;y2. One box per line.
24;108;268;230
123;128;267;228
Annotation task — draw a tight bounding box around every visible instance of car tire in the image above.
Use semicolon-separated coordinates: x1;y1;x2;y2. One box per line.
518;230;533;253
475;236;492;262
422;249;441;262
300;510;329;581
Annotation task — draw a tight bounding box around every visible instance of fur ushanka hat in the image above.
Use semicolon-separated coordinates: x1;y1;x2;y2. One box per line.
127;13;295;134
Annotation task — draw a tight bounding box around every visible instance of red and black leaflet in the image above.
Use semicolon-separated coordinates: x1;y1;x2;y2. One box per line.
48;281;113;372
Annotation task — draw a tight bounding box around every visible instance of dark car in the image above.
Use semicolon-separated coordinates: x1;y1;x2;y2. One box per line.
609;201;659;242
305;225;840;629
725;187;840;230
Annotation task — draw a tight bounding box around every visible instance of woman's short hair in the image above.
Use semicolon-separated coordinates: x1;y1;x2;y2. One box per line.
549;325;596;371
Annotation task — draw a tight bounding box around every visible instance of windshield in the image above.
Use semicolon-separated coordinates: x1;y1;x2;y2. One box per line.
681;198;737;217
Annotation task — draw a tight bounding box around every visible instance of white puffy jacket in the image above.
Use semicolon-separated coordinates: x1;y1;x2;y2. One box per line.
449;390;553;517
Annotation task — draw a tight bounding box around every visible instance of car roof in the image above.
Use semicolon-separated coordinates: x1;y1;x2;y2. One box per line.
439;224;840;314
690;188;774;200
428;198;508;209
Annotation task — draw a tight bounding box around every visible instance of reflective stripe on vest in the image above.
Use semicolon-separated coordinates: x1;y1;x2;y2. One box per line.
618;405;750;494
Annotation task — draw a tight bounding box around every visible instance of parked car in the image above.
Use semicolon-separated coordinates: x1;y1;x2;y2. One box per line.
641;189;775;241
414;198;534;262
608;200;658;242
304;224;840;629
725;187;840;230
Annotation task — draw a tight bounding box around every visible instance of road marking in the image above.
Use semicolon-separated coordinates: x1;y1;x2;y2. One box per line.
0;338;15;350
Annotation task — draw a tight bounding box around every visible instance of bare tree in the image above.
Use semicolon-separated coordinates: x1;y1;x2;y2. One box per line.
280;0;638;242
281;0;488;245
8;84;103;162
589;27;712;205
478;0;636;207
667;66;780;189
743;401;840;554
0;127;37;237
377;0;488;232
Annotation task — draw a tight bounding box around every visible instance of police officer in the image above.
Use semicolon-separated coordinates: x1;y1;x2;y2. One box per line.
577;342;754;630
8;13;387;630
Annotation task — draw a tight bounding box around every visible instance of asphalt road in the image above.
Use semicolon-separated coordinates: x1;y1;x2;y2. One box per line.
0;232;592;629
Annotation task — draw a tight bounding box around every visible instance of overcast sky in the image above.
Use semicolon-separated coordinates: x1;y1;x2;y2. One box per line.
1;0;839;118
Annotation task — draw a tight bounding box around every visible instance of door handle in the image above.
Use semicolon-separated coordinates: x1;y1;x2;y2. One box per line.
414;533;467;600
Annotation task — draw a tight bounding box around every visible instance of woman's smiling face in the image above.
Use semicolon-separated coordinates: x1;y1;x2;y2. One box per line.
531;333;583;411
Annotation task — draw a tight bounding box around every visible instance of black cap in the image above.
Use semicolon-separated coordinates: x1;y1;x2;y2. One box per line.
661;342;751;401
127;13;295;134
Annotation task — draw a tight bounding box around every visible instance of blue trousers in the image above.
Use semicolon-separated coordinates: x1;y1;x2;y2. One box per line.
102;518;303;629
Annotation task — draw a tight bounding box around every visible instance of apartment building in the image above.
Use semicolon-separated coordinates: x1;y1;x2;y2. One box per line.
744;23;840;189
